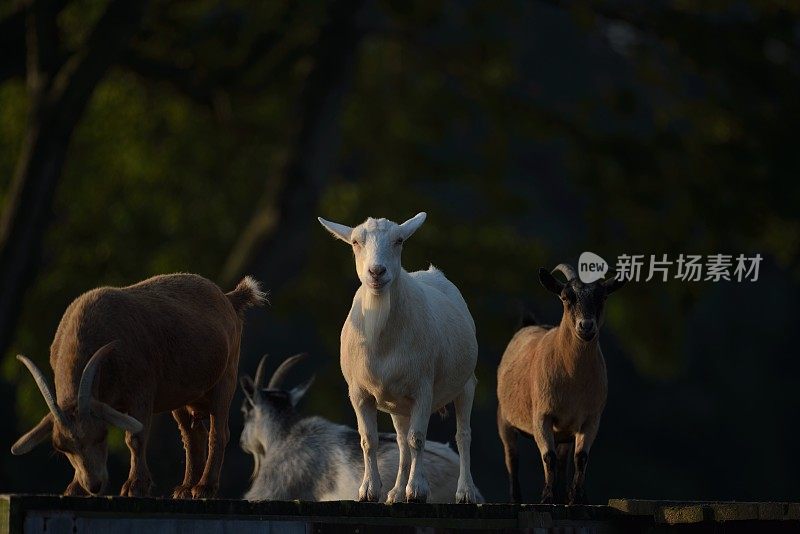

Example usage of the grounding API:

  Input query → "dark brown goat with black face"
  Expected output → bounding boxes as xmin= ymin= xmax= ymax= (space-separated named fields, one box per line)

xmin=11 ymin=273 xmax=266 ymax=498
xmin=496 ymin=264 xmax=625 ymax=504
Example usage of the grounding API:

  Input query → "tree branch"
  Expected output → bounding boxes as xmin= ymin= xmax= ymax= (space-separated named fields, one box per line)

xmin=219 ymin=0 xmax=366 ymax=287
xmin=119 ymin=50 xmax=216 ymax=108
xmin=0 ymin=7 xmax=27 ymax=83
xmin=0 ymin=0 xmax=148 ymax=359
xmin=120 ymin=0 xmax=306 ymax=109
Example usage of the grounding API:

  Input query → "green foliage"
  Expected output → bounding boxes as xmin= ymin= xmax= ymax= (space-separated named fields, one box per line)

xmin=2 ymin=0 xmax=799 ymax=498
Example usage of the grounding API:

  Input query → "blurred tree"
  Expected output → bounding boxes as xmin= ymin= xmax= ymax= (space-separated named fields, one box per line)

xmin=0 ymin=0 xmax=146 ymax=359
xmin=219 ymin=0 xmax=366 ymax=289
xmin=0 ymin=0 xmax=798 ymax=501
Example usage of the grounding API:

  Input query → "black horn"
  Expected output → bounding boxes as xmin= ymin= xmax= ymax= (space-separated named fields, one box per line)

xmin=268 ymin=353 xmax=308 ymax=390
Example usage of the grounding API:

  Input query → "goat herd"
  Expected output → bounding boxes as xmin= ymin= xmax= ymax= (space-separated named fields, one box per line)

xmin=10 ymin=213 xmax=625 ymax=505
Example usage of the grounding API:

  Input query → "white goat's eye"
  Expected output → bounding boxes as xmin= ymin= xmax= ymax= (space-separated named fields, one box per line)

xmin=351 ymin=239 xmax=359 ymax=246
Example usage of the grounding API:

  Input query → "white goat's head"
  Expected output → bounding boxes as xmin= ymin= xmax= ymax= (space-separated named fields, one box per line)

xmin=11 ymin=342 xmax=143 ymax=495
xmin=317 ymin=213 xmax=427 ymax=296
xmin=240 ymin=353 xmax=314 ymax=457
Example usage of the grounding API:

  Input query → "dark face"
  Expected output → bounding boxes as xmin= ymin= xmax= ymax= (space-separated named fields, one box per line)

xmin=559 ymin=280 xmax=607 ymax=341
xmin=240 ymin=390 xmax=287 ymax=456
xmin=239 ymin=377 xmax=299 ymax=455
xmin=241 ymin=389 xmax=294 ymax=420
xmin=52 ymin=415 xmax=109 ymax=495
xmin=539 ymin=267 xmax=626 ymax=342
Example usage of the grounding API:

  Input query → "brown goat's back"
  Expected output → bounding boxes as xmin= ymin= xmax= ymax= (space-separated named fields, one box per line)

xmin=50 ymin=273 xmax=245 ymax=415
xmin=496 ymin=325 xmax=551 ymax=433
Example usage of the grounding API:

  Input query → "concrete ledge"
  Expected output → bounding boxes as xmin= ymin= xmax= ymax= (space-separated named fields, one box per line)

xmin=1 ymin=495 xmax=798 ymax=533
xmin=608 ymin=499 xmax=800 ymax=525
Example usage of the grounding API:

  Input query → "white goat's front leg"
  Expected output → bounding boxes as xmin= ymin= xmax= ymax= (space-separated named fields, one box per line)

xmin=350 ymin=387 xmax=381 ymax=502
xmin=386 ymin=414 xmax=411 ymax=504
xmin=453 ymin=375 xmax=479 ymax=503
xmin=405 ymin=384 xmax=433 ymax=503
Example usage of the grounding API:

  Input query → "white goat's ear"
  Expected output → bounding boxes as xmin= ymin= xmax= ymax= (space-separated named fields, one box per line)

xmin=399 ymin=212 xmax=427 ymax=240
xmin=289 ymin=375 xmax=315 ymax=407
xmin=11 ymin=413 xmax=53 ymax=455
xmin=318 ymin=217 xmax=353 ymax=243
xmin=91 ymin=400 xmax=143 ymax=434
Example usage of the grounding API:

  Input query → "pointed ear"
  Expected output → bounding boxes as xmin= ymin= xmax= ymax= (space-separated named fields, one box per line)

xmin=288 ymin=375 xmax=315 ymax=407
xmin=399 ymin=212 xmax=427 ymax=240
xmin=240 ymin=375 xmax=256 ymax=405
xmin=538 ymin=268 xmax=565 ymax=295
xmin=603 ymin=274 xmax=626 ymax=295
xmin=318 ymin=217 xmax=353 ymax=243
xmin=11 ymin=413 xmax=53 ymax=455
xmin=90 ymin=400 xmax=143 ymax=434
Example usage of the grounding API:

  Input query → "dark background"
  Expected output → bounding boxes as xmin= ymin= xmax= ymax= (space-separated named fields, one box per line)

xmin=0 ymin=0 xmax=798 ymax=503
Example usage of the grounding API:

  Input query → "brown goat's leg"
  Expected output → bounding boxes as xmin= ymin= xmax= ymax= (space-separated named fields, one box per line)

xmin=570 ymin=418 xmax=600 ymax=505
xmin=120 ymin=416 xmax=153 ymax=497
xmin=191 ymin=410 xmax=229 ymax=499
xmin=171 ymin=407 xmax=208 ymax=499
xmin=554 ymin=442 xmax=573 ymax=504
xmin=65 ymin=475 xmax=88 ymax=496
xmin=497 ymin=407 xmax=521 ymax=502
xmin=531 ymin=414 xmax=557 ymax=504
xmin=192 ymin=387 xmax=234 ymax=499
xmin=386 ymin=414 xmax=411 ymax=504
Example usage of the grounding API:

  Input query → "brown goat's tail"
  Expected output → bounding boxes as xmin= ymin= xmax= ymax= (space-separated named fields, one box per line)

xmin=226 ymin=276 xmax=268 ymax=315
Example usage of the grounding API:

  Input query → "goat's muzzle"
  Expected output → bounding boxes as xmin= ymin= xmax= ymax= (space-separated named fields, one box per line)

xmin=576 ymin=319 xmax=597 ymax=341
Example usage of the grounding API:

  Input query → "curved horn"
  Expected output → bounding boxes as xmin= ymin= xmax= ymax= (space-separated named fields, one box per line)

xmin=77 ymin=341 xmax=117 ymax=418
xmin=253 ymin=354 xmax=269 ymax=388
xmin=16 ymin=355 xmax=70 ymax=428
xmin=267 ymin=353 xmax=308 ymax=390
xmin=551 ymin=263 xmax=577 ymax=282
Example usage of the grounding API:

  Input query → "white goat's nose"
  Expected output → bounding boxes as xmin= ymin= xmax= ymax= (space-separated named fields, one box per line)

xmin=368 ymin=265 xmax=386 ymax=278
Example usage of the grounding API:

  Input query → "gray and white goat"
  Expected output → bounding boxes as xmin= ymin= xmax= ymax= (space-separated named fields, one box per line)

xmin=240 ymin=354 xmax=480 ymax=502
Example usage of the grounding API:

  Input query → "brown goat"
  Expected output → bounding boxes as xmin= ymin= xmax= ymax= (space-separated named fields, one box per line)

xmin=11 ymin=273 xmax=265 ymax=498
xmin=496 ymin=264 xmax=624 ymax=504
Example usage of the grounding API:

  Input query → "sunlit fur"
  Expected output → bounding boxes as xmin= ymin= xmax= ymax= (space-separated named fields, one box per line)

xmin=11 ymin=273 xmax=265 ymax=498
xmin=318 ymin=212 xmax=480 ymax=504
xmin=361 ymin=290 xmax=391 ymax=345
xmin=496 ymin=265 xmax=624 ymax=504
xmin=239 ymin=365 xmax=481 ymax=502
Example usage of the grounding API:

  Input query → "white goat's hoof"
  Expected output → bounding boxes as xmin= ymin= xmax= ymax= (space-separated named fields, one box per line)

xmin=455 ymin=483 xmax=479 ymax=504
xmin=405 ymin=477 xmax=429 ymax=503
xmin=358 ymin=479 xmax=381 ymax=502
xmin=385 ymin=486 xmax=405 ymax=504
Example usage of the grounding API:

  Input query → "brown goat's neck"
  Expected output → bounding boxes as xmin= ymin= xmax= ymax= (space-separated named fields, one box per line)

xmin=554 ymin=317 xmax=601 ymax=372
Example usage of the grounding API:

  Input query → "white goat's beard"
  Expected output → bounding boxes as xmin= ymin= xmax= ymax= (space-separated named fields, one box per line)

xmin=361 ymin=290 xmax=390 ymax=345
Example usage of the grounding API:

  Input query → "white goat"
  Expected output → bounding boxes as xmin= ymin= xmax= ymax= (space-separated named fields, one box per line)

xmin=317 ymin=212 xmax=480 ymax=504
xmin=240 ymin=354 xmax=481 ymax=502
